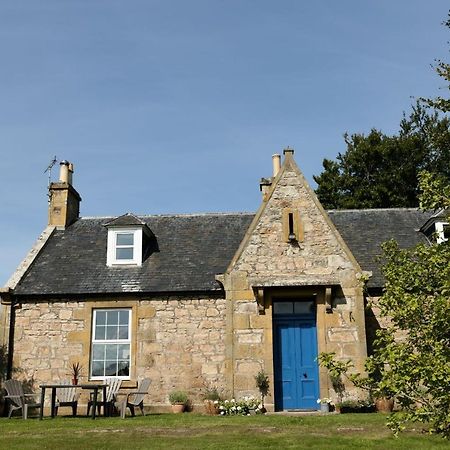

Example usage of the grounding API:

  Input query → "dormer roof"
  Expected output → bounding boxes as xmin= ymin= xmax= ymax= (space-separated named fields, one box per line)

xmin=104 ymin=213 xmax=154 ymax=237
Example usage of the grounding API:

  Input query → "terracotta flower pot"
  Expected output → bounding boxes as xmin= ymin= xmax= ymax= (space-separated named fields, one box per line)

xmin=171 ymin=403 xmax=185 ymax=413
xmin=375 ymin=397 xmax=394 ymax=413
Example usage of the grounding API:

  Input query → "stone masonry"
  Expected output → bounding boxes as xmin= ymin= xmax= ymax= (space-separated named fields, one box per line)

xmin=11 ymin=296 xmax=226 ymax=408
xmin=219 ymin=152 xmax=368 ymax=408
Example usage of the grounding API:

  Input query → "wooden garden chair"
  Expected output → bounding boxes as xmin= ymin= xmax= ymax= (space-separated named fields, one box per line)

xmin=4 ymin=379 xmax=42 ymax=419
xmin=55 ymin=380 xmax=80 ymax=416
xmin=86 ymin=377 xmax=122 ymax=417
xmin=115 ymin=378 xmax=151 ymax=419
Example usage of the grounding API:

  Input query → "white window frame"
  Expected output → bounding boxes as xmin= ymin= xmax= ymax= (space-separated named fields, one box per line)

xmin=106 ymin=227 xmax=143 ymax=266
xmin=435 ymin=222 xmax=449 ymax=244
xmin=90 ymin=308 xmax=132 ymax=381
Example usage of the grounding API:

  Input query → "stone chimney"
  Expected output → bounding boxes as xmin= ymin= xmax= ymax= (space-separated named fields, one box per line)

xmin=48 ymin=160 xmax=82 ymax=228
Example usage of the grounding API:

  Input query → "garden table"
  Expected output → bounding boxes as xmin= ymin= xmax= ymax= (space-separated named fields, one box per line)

xmin=39 ymin=383 xmax=107 ymax=420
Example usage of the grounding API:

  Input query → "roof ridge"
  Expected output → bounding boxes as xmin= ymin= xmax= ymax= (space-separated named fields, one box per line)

xmin=327 ymin=207 xmax=421 ymax=213
xmin=80 ymin=212 xmax=255 ymax=220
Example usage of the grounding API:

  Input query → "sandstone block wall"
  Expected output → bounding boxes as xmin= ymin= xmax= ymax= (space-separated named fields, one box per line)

xmin=11 ymin=295 xmax=226 ymax=407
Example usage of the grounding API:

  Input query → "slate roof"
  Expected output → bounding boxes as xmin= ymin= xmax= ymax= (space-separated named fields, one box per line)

xmin=14 ymin=214 xmax=254 ymax=296
xmin=13 ymin=209 xmax=432 ymax=296
xmin=328 ymin=208 xmax=432 ymax=288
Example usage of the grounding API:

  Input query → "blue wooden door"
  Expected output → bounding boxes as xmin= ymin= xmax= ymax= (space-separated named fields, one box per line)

xmin=273 ymin=302 xmax=319 ymax=410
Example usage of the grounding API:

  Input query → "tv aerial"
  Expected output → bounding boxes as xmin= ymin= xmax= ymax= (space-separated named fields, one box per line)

xmin=44 ymin=156 xmax=58 ymax=188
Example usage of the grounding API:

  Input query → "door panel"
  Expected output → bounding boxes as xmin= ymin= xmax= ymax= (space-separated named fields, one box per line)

xmin=274 ymin=317 xmax=319 ymax=410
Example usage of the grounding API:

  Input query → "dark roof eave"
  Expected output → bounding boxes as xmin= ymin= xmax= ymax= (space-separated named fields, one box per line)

xmin=11 ymin=288 xmax=225 ymax=301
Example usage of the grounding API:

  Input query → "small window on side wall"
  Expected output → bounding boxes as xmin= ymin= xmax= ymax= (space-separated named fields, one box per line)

xmin=90 ymin=309 xmax=131 ymax=380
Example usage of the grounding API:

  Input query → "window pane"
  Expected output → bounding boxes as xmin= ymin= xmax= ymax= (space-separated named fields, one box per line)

xmin=95 ymin=325 xmax=106 ymax=340
xmin=118 ymin=344 xmax=130 ymax=359
xmin=106 ymin=325 xmax=118 ymax=340
xmin=105 ymin=360 xmax=117 ymax=376
xmin=107 ymin=311 xmax=119 ymax=325
xmin=91 ymin=360 xmax=104 ymax=377
xmin=116 ymin=247 xmax=134 ymax=260
xmin=92 ymin=343 xmax=105 ymax=360
xmin=119 ymin=310 xmax=129 ymax=325
xmin=118 ymin=325 xmax=128 ymax=339
xmin=116 ymin=233 xmax=134 ymax=246
xmin=95 ymin=311 xmax=106 ymax=326
xmin=105 ymin=344 xmax=118 ymax=360
xmin=117 ymin=361 xmax=129 ymax=376
xmin=294 ymin=301 xmax=315 ymax=315
xmin=273 ymin=302 xmax=293 ymax=315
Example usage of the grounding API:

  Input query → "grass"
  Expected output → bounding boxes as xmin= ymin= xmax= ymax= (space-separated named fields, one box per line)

xmin=0 ymin=413 xmax=448 ymax=449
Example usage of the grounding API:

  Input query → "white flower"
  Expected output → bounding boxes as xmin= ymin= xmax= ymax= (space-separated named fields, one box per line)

xmin=237 ymin=406 xmax=242 ymax=411
xmin=213 ymin=400 xmax=219 ymax=404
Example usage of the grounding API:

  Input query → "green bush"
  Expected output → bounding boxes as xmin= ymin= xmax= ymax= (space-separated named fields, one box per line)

xmin=168 ymin=390 xmax=189 ymax=405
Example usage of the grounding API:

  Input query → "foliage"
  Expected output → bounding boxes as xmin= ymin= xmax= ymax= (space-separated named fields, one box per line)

xmin=202 ymin=385 xmax=223 ymax=402
xmin=374 ymin=235 xmax=450 ymax=437
xmin=217 ymin=396 xmax=264 ymax=415
xmin=418 ymin=170 xmax=450 ymax=211
xmin=317 ymin=397 xmax=333 ymax=405
xmin=313 ymin=103 xmax=450 ymax=209
xmin=421 ymin=13 xmax=450 ymax=113
xmin=69 ymin=362 xmax=83 ymax=379
xmin=317 ymin=352 xmax=351 ymax=403
xmin=336 ymin=399 xmax=375 ymax=413
xmin=168 ymin=390 xmax=189 ymax=405
xmin=254 ymin=370 xmax=270 ymax=404
xmin=0 ymin=345 xmax=7 ymax=385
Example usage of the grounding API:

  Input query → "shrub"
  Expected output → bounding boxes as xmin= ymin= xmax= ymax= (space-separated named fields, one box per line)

xmin=169 ymin=390 xmax=189 ymax=405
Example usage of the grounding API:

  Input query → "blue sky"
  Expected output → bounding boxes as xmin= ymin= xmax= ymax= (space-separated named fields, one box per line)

xmin=0 ymin=1 xmax=448 ymax=284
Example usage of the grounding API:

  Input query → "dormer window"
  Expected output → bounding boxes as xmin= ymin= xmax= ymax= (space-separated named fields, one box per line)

xmin=435 ymin=222 xmax=449 ymax=244
xmin=107 ymin=228 xmax=143 ymax=266
xmin=104 ymin=213 xmax=154 ymax=267
xmin=116 ymin=232 xmax=134 ymax=260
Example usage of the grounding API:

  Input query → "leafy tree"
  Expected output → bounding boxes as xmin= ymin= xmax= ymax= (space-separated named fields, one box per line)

xmin=319 ymin=174 xmax=450 ymax=437
xmin=422 ymin=12 xmax=450 ymax=113
xmin=314 ymin=104 xmax=450 ymax=209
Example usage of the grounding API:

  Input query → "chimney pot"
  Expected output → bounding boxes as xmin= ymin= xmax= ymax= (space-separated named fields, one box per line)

xmin=59 ymin=160 xmax=70 ymax=183
xmin=272 ymin=154 xmax=281 ymax=177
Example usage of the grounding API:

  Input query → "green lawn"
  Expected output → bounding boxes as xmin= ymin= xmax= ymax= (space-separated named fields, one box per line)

xmin=0 ymin=413 xmax=447 ymax=449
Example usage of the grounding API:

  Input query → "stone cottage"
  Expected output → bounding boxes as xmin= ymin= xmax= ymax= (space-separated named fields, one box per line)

xmin=0 ymin=149 xmax=438 ymax=411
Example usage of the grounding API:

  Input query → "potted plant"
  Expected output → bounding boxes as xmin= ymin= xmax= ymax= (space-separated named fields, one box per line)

xmin=254 ymin=370 xmax=270 ymax=413
xmin=169 ymin=390 xmax=188 ymax=413
xmin=69 ymin=362 xmax=83 ymax=385
xmin=317 ymin=397 xmax=333 ymax=413
xmin=202 ymin=385 xmax=222 ymax=415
